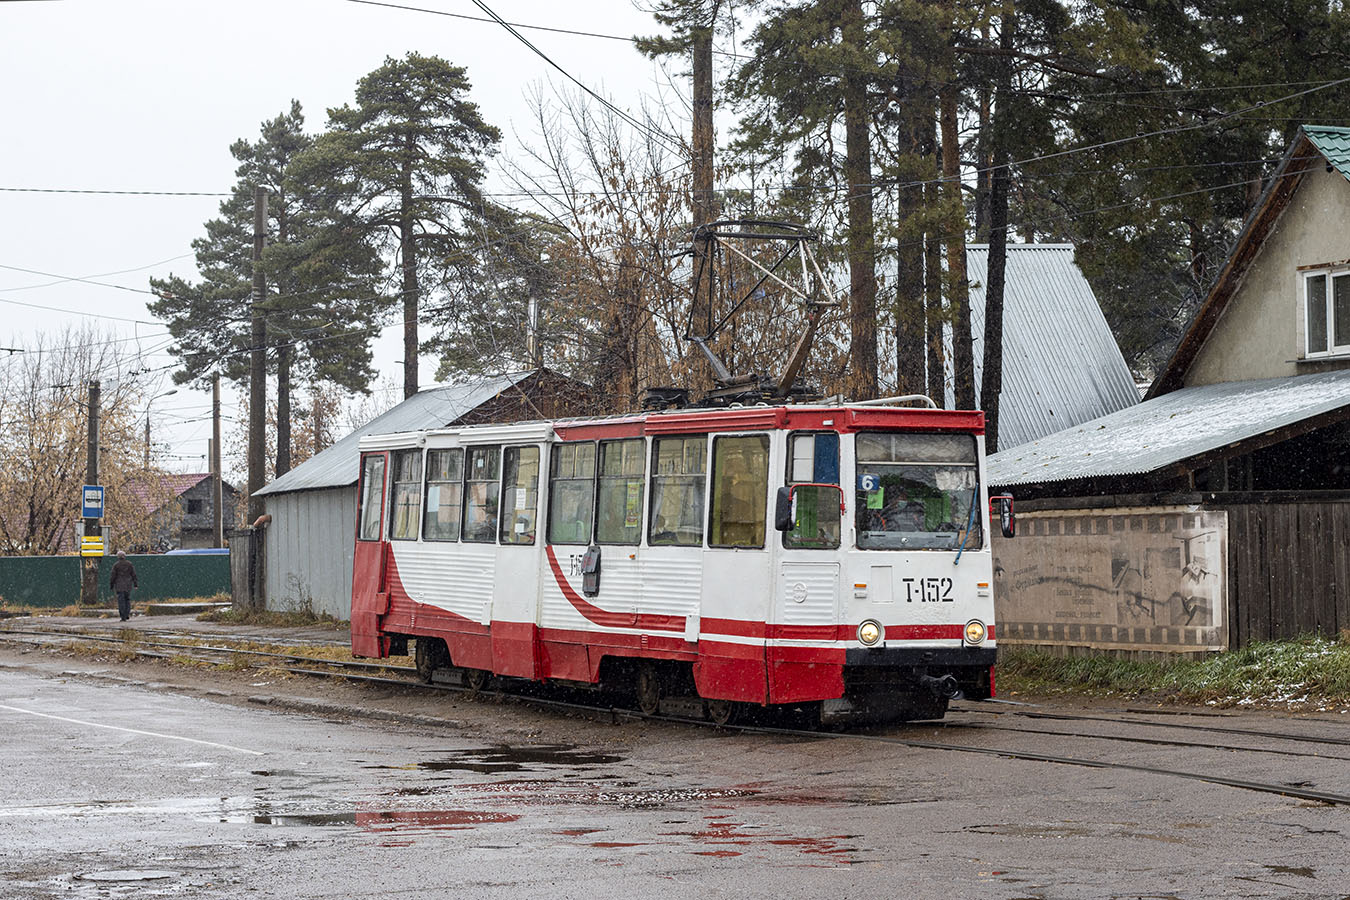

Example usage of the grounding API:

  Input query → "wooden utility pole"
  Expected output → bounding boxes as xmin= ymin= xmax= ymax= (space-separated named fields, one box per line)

xmin=247 ymin=186 xmax=267 ymax=522
xmin=212 ymin=373 xmax=223 ymax=548
xmin=80 ymin=379 xmax=100 ymax=605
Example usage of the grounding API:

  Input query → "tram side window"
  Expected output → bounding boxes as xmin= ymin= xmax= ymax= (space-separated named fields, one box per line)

xmin=709 ymin=434 xmax=770 ymax=549
xmin=596 ymin=438 xmax=645 ymax=545
xmin=855 ymin=432 xmax=981 ymax=551
xmin=389 ymin=449 xmax=423 ymax=541
xmin=500 ymin=446 xmax=541 ymax=545
xmin=463 ymin=447 xmax=501 ymax=543
xmin=649 ymin=436 xmax=706 ymax=546
xmin=357 ymin=454 xmax=386 ymax=541
xmin=784 ymin=432 xmax=841 ymax=550
xmin=547 ymin=442 xmax=595 ymax=545
xmin=423 ymin=448 xmax=464 ymax=542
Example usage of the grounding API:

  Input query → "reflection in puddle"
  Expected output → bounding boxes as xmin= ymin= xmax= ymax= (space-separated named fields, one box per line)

xmin=251 ymin=808 xmax=520 ymax=832
xmin=1264 ymin=865 xmax=1316 ymax=878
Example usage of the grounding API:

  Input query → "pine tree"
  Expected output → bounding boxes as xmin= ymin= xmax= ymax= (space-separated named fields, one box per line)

xmin=296 ymin=53 xmax=502 ymax=399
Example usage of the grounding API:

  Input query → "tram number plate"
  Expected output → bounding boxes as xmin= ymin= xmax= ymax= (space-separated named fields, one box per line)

xmin=902 ymin=577 xmax=954 ymax=602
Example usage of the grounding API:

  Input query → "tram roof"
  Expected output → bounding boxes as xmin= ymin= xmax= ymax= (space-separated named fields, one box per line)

xmin=356 ymin=402 xmax=986 ymax=450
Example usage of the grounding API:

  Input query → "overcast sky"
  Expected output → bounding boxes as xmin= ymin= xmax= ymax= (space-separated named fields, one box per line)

xmin=0 ymin=0 xmax=680 ymax=473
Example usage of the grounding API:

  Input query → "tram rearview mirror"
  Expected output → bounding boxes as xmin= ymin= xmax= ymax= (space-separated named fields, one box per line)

xmin=990 ymin=495 xmax=1016 ymax=538
xmin=774 ymin=486 xmax=796 ymax=532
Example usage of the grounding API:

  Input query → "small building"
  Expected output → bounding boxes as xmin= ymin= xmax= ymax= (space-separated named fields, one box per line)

xmin=124 ymin=473 xmax=240 ymax=552
xmin=988 ymin=126 xmax=1350 ymax=654
xmin=249 ymin=369 xmax=595 ymax=619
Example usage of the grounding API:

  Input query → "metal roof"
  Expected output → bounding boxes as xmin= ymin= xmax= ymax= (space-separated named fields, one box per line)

xmin=987 ymin=369 xmax=1350 ymax=487
xmin=254 ymin=373 xmax=531 ymax=497
xmin=1304 ymin=125 xmax=1350 ymax=182
xmin=965 ymin=244 xmax=1139 ymax=448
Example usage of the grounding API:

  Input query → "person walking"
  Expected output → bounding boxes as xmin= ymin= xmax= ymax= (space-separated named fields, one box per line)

xmin=109 ymin=551 xmax=138 ymax=622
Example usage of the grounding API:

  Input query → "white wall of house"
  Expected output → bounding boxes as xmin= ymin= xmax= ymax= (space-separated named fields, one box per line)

xmin=1186 ymin=165 xmax=1350 ymax=386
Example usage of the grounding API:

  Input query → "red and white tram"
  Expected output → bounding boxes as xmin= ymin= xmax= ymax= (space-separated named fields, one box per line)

xmin=350 ymin=401 xmax=1004 ymax=723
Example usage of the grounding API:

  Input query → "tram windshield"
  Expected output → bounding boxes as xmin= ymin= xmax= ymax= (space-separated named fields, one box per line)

xmin=855 ymin=432 xmax=981 ymax=551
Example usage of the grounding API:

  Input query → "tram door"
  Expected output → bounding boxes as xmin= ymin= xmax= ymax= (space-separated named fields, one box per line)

xmin=770 ymin=432 xmax=843 ymax=704
xmin=698 ymin=433 xmax=773 ymax=704
xmin=351 ymin=452 xmax=390 ymax=658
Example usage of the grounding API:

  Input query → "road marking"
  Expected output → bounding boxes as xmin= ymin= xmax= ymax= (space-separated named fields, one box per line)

xmin=0 ymin=703 xmax=264 ymax=756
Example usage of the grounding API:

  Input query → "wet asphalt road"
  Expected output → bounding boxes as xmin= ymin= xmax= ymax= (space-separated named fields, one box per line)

xmin=1 ymin=652 xmax=1348 ymax=899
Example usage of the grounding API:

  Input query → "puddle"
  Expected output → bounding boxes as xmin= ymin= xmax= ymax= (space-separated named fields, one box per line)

xmin=966 ymin=823 xmax=1095 ymax=839
xmin=1264 ymin=864 xmax=1316 ymax=878
xmin=78 ymin=870 xmax=179 ymax=882
xmin=651 ymin=817 xmax=862 ymax=862
xmin=390 ymin=745 xmax=625 ymax=774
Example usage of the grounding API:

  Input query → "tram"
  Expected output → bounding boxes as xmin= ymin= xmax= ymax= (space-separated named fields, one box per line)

xmin=350 ymin=399 xmax=1011 ymax=723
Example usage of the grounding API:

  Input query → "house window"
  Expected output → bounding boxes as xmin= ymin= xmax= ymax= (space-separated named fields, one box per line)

xmin=1304 ymin=269 xmax=1350 ymax=357
xmin=186 ymin=499 xmax=203 ymax=515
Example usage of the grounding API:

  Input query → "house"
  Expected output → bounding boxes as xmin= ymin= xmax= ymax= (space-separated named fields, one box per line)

xmin=124 ymin=473 xmax=240 ymax=551
xmin=246 ymin=369 xmax=596 ymax=619
xmin=987 ymin=125 xmax=1350 ymax=654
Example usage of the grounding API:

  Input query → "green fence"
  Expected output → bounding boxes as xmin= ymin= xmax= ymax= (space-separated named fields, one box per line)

xmin=0 ymin=554 xmax=230 ymax=608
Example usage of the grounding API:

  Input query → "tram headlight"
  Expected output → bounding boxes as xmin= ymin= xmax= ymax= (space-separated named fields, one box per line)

xmin=964 ymin=619 xmax=987 ymax=645
xmin=858 ymin=619 xmax=883 ymax=646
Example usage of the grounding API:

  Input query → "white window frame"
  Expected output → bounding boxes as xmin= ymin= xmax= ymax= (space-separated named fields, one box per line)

xmin=1303 ymin=267 xmax=1350 ymax=358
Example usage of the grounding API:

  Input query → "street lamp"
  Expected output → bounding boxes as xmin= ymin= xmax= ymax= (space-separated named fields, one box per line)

xmin=145 ymin=390 xmax=177 ymax=468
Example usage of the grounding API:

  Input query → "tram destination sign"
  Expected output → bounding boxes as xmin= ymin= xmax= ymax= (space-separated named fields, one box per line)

xmin=81 ymin=485 xmax=105 ymax=519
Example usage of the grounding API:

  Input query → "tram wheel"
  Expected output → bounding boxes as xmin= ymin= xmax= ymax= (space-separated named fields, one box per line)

xmin=463 ymin=667 xmax=490 ymax=697
xmin=635 ymin=663 xmax=662 ymax=716
xmin=705 ymin=699 xmax=739 ymax=727
xmin=414 ymin=638 xmax=445 ymax=684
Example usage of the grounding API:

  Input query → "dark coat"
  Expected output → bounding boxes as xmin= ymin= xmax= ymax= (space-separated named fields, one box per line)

xmin=110 ymin=559 xmax=138 ymax=593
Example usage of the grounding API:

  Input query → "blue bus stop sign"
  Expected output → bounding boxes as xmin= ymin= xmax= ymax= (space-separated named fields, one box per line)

xmin=81 ymin=485 xmax=105 ymax=519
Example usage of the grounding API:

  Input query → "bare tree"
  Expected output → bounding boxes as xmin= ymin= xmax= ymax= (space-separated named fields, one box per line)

xmin=0 ymin=326 xmax=173 ymax=556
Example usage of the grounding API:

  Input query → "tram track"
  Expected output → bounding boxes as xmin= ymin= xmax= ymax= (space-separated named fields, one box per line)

xmin=3 ymin=624 xmax=1349 ymax=807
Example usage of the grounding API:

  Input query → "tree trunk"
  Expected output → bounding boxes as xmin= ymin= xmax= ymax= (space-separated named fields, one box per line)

xmin=894 ymin=67 xmax=926 ymax=396
xmin=974 ymin=20 xmax=993 ymax=242
xmin=981 ymin=9 xmax=1016 ymax=454
xmin=688 ymin=19 xmax=717 ymax=386
xmin=400 ymin=135 xmax=419 ymax=400
xmin=942 ymin=83 xmax=975 ymax=410
xmin=842 ymin=0 xmax=878 ymax=399
xmin=922 ymin=112 xmax=945 ymax=403
xmin=276 ymin=343 xmax=291 ymax=477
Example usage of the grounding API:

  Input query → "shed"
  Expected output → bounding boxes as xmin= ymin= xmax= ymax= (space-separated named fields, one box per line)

xmin=249 ymin=369 xmax=595 ymax=618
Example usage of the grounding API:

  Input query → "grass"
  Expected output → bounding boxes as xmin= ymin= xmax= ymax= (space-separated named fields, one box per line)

xmin=999 ymin=633 xmax=1350 ymax=710
xmin=196 ymin=603 xmax=346 ymax=630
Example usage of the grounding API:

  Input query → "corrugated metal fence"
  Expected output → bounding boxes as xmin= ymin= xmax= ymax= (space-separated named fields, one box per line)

xmin=0 ymin=553 xmax=230 ymax=608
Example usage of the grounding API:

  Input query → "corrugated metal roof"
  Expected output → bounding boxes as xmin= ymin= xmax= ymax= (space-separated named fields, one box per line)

xmin=988 ymin=369 xmax=1350 ymax=487
xmin=254 ymin=373 xmax=530 ymax=497
xmin=966 ymin=244 xmax=1139 ymax=448
xmin=1304 ymin=125 xmax=1350 ymax=182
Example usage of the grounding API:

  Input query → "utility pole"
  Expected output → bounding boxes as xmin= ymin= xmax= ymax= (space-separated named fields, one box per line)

xmin=248 ymin=186 xmax=267 ymax=522
xmin=80 ymin=380 xmax=100 ymax=606
xmin=212 ymin=372 xmax=223 ymax=548
xmin=144 ymin=415 xmax=150 ymax=469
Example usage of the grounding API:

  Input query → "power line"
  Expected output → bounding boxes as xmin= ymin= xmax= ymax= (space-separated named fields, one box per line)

xmin=0 ymin=186 xmax=229 ymax=197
